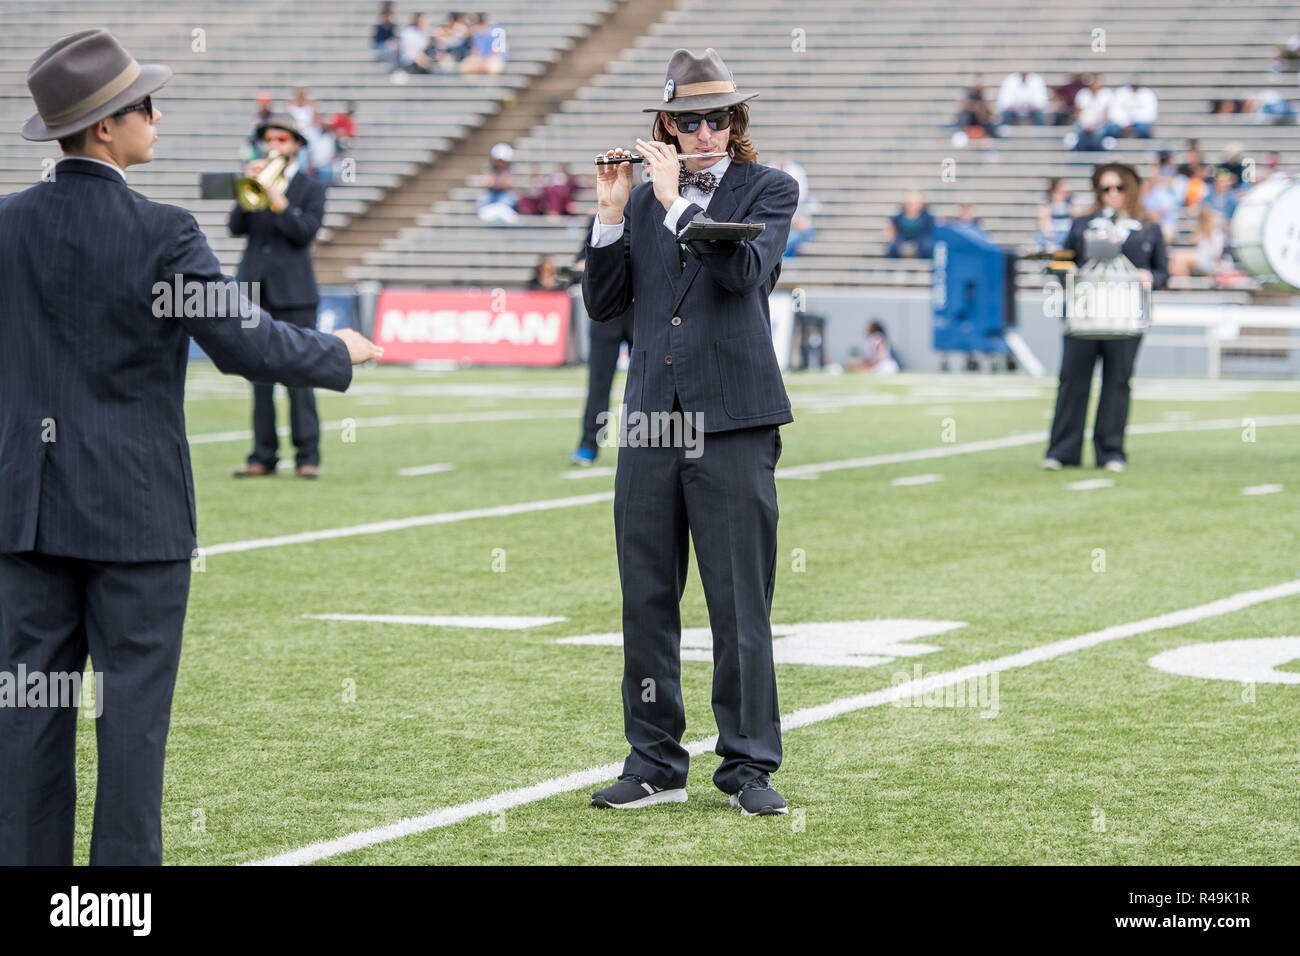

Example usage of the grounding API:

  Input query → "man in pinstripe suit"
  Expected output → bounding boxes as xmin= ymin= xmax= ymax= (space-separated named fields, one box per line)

xmin=583 ymin=49 xmax=799 ymax=816
xmin=0 ymin=30 xmax=382 ymax=865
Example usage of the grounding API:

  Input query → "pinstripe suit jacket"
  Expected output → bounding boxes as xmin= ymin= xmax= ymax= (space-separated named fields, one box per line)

xmin=0 ymin=158 xmax=352 ymax=562
xmin=581 ymin=160 xmax=798 ymax=433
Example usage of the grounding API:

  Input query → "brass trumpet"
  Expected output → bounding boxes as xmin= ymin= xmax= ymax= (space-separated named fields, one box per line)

xmin=235 ymin=151 xmax=288 ymax=211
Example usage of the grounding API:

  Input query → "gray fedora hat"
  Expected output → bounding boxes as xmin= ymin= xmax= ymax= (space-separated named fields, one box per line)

xmin=642 ymin=48 xmax=758 ymax=114
xmin=254 ymin=112 xmax=310 ymax=147
xmin=22 ymin=29 xmax=172 ymax=142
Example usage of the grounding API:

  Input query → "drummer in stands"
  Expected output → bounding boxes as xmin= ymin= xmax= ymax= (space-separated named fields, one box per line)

xmin=1043 ymin=162 xmax=1168 ymax=473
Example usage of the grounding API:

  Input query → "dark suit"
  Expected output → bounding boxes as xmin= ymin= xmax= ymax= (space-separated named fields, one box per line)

xmin=574 ymin=216 xmax=633 ymax=455
xmin=582 ymin=160 xmax=798 ymax=795
xmin=0 ymin=158 xmax=352 ymax=864
xmin=1047 ymin=214 xmax=1169 ymax=466
xmin=228 ymin=168 xmax=327 ymax=468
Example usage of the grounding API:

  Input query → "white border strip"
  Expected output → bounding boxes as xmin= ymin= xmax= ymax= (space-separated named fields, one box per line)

xmin=247 ymin=577 xmax=1300 ymax=865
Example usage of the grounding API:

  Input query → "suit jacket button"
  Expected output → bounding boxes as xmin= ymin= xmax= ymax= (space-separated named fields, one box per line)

xmin=671 ymin=316 xmax=682 ymax=326
xmin=665 ymin=354 xmax=673 ymax=365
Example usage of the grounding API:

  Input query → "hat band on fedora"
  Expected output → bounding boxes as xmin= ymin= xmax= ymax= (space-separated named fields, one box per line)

xmin=43 ymin=61 xmax=140 ymax=127
xmin=675 ymin=80 xmax=735 ymax=97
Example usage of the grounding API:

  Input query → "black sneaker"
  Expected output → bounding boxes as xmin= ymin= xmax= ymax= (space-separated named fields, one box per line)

xmin=729 ymin=776 xmax=789 ymax=816
xmin=591 ymin=774 xmax=687 ymax=809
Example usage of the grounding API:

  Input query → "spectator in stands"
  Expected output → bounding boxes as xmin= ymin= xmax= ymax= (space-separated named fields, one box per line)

xmin=997 ymin=70 xmax=1048 ymax=126
xmin=310 ymin=101 xmax=357 ymax=183
xmin=539 ymin=164 xmax=580 ymax=217
xmin=1069 ymin=73 xmax=1117 ymax=150
xmin=373 ymin=2 xmax=400 ymax=66
xmin=399 ymin=12 xmax=435 ymax=74
xmin=768 ymin=154 xmax=816 ymax=256
xmin=1050 ymin=73 xmax=1087 ymax=126
xmin=1037 ymin=177 xmax=1075 ymax=251
xmin=847 ymin=321 xmax=900 ymax=374
xmin=434 ymin=12 xmax=474 ymax=70
xmin=1219 ymin=143 xmax=1247 ymax=185
xmin=1253 ymin=88 xmax=1298 ymax=124
xmin=953 ymin=74 xmax=999 ymax=142
xmin=949 ymin=200 xmax=989 ymax=239
xmin=462 ymin=12 xmax=507 ymax=75
xmin=1143 ymin=163 xmax=1180 ymax=242
xmin=527 ymin=255 xmax=565 ymax=291
xmin=1176 ymin=139 xmax=1202 ymax=178
xmin=477 ymin=141 xmax=518 ymax=223
xmin=885 ymin=190 xmax=936 ymax=258
xmin=1271 ymin=26 xmax=1300 ymax=73
xmin=245 ymin=89 xmax=274 ymax=161
xmin=1203 ymin=169 xmax=1240 ymax=221
xmin=1111 ymin=79 xmax=1158 ymax=138
xmin=1170 ymin=205 xmax=1230 ymax=280
xmin=285 ymin=86 xmax=320 ymax=147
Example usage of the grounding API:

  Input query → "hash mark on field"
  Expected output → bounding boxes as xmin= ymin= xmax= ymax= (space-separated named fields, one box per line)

xmin=891 ymin=473 xmax=943 ymax=487
xmin=305 ymin=614 xmax=566 ymax=630
xmin=1066 ymin=479 xmax=1115 ymax=491
xmin=245 ymin=578 xmax=1300 ymax=866
xmin=1242 ymin=484 xmax=1283 ymax=496
xmin=561 ymin=466 xmax=616 ymax=480
xmin=398 ymin=463 xmax=455 ymax=477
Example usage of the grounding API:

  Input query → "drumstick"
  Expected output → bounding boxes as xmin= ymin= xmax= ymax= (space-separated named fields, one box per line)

xmin=594 ymin=151 xmax=727 ymax=166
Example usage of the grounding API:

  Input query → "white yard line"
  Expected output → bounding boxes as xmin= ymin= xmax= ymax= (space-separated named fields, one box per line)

xmin=246 ymin=577 xmax=1300 ymax=866
xmin=398 ymin=464 xmax=455 ymax=477
xmin=200 ymin=416 xmax=1300 ymax=557
xmin=201 ymin=493 xmax=615 ymax=556
xmin=186 ymin=410 xmax=572 ymax=445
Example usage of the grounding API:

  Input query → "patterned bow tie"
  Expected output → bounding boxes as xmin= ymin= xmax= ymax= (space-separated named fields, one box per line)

xmin=679 ymin=168 xmax=720 ymax=193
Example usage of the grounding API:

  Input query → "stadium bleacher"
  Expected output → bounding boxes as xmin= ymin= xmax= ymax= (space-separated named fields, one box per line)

xmin=3 ymin=1 xmax=1300 ymax=293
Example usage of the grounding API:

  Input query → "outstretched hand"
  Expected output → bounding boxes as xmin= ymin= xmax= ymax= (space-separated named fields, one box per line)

xmin=333 ymin=328 xmax=384 ymax=364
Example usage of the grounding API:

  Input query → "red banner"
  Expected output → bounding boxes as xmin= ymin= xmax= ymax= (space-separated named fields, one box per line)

xmin=374 ymin=288 xmax=571 ymax=366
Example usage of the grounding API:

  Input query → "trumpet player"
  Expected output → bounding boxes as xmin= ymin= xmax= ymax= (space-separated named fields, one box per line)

xmin=229 ymin=113 xmax=329 ymax=479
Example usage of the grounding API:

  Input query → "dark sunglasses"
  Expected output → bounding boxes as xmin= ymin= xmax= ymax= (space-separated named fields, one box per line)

xmin=110 ymin=94 xmax=153 ymax=120
xmin=1101 ymin=183 xmax=1126 ymax=193
xmin=672 ymin=109 xmax=734 ymax=133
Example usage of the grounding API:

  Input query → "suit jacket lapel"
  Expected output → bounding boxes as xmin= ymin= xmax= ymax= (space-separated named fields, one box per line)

xmin=662 ymin=161 xmax=750 ymax=313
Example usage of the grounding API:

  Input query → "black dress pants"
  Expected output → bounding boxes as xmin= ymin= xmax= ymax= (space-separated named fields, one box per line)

xmin=613 ymin=400 xmax=783 ymax=794
xmin=248 ymin=305 xmax=321 ymax=469
xmin=1047 ymin=333 xmax=1143 ymax=466
xmin=0 ymin=551 xmax=190 ymax=865
xmin=578 ymin=307 xmax=634 ymax=453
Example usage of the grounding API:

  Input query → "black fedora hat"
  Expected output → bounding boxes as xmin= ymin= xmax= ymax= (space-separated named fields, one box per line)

xmin=22 ymin=29 xmax=171 ymax=142
xmin=643 ymin=48 xmax=758 ymax=114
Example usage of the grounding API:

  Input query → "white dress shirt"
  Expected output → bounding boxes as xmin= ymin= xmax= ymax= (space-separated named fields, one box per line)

xmin=591 ymin=154 xmax=732 ymax=249
xmin=59 ymin=155 xmax=127 ymax=182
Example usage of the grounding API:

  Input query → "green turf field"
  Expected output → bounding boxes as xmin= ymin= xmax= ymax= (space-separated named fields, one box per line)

xmin=70 ymin=364 xmax=1300 ymax=864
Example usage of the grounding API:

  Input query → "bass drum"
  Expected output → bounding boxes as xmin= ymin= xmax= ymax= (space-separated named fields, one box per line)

xmin=1230 ymin=174 xmax=1300 ymax=290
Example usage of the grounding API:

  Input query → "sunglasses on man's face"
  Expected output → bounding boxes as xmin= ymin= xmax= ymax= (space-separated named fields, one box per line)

xmin=672 ymin=110 xmax=734 ymax=133
xmin=110 ymin=94 xmax=152 ymax=121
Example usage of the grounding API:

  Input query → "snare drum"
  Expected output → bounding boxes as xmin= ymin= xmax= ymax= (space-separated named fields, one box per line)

xmin=1230 ymin=174 xmax=1300 ymax=290
xmin=1061 ymin=258 xmax=1152 ymax=338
